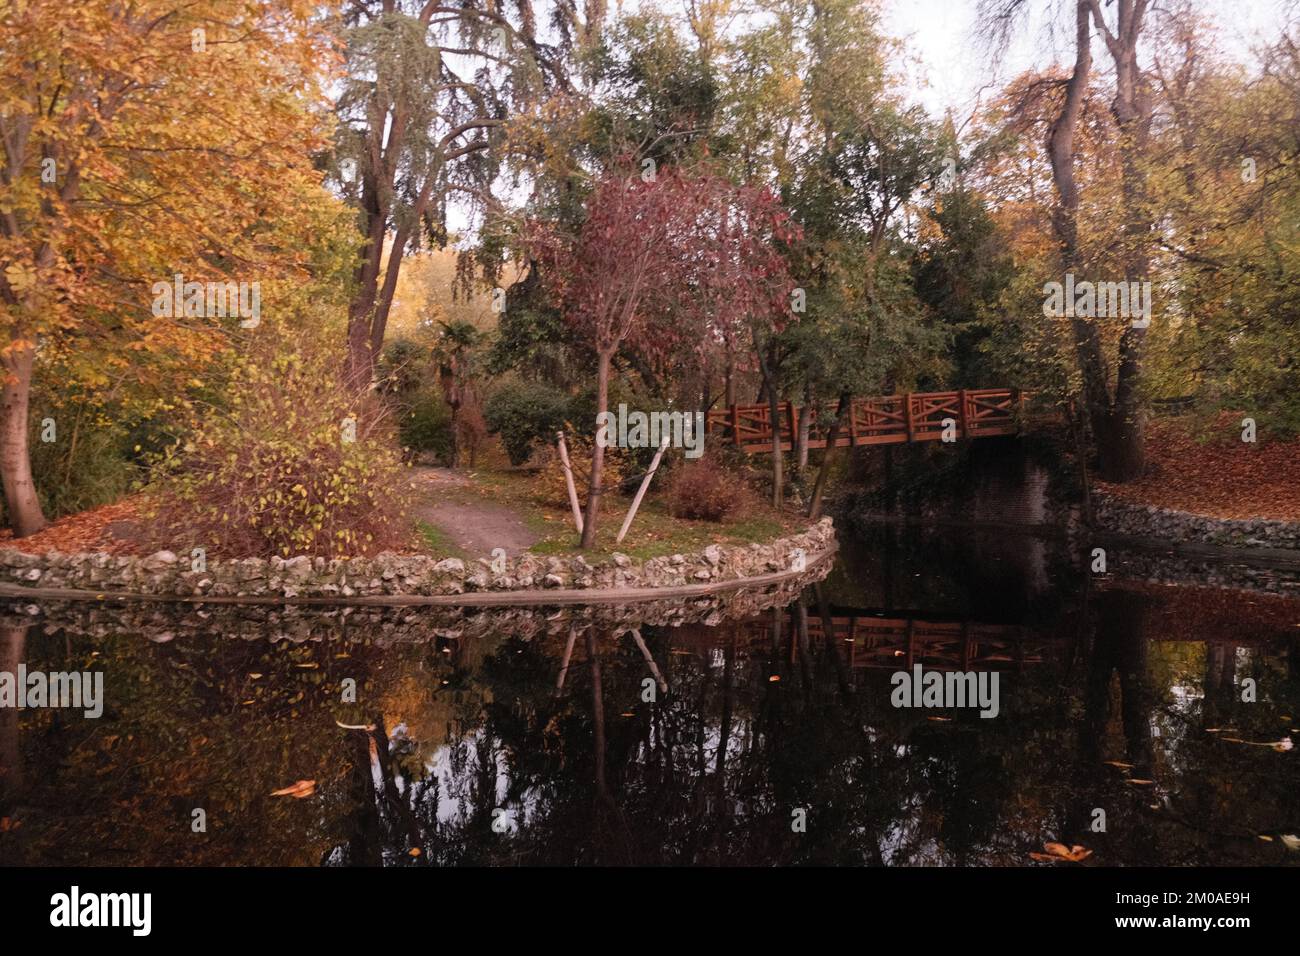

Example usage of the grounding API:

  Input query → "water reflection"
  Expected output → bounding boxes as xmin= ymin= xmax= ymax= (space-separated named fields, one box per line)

xmin=0 ymin=530 xmax=1297 ymax=867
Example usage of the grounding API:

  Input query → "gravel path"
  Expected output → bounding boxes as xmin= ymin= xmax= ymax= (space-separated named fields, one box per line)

xmin=408 ymin=467 xmax=538 ymax=558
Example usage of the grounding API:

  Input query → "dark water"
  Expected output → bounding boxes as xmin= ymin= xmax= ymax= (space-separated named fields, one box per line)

xmin=1 ymin=527 xmax=1298 ymax=867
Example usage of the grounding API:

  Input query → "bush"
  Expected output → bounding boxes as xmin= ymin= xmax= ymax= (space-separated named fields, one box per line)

xmin=145 ymin=347 xmax=414 ymax=558
xmin=26 ymin=420 xmax=139 ymax=521
xmin=665 ymin=460 xmax=756 ymax=522
xmin=484 ymin=380 xmax=571 ymax=465
xmin=536 ymin=438 xmax=626 ymax=509
xmin=399 ymin=393 xmax=454 ymax=461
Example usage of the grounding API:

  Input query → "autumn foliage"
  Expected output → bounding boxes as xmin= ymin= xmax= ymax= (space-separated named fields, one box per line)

xmin=146 ymin=339 xmax=413 ymax=559
xmin=526 ymin=163 xmax=798 ymax=546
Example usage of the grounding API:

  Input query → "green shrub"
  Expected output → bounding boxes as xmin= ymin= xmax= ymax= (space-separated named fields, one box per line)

xmin=399 ymin=393 xmax=454 ymax=461
xmin=27 ymin=420 xmax=139 ymax=520
xmin=484 ymin=380 xmax=571 ymax=465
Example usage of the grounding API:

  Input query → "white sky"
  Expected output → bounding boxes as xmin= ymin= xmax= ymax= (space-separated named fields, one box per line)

xmin=881 ymin=0 xmax=1296 ymax=122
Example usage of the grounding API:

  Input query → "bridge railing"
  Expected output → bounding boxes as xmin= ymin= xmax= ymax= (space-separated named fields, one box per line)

xmin=706 ymin=388 xmax=1023 ymax=452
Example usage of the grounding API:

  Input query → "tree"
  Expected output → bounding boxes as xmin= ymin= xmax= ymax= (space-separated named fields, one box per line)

xmin=432 ymin=319 xmax=484 ymax=466
xmin=982 ymin=0 xmax=1154 ymax=481
xmin=334 ymin=0 xmax=589 ymax=388
xmin=529 ymin=164 xmax=795 ymax=547
xmin=0 ymin=0 xmax=332 ymax=535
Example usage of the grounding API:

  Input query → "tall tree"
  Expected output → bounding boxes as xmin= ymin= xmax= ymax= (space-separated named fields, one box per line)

xmin=334 ymin=0 xmax=589 ymax=388
xmin=0 ymin=0 xmax=332 ymax=535
xmin=983 ymin=0 xmax=1153 ymax=480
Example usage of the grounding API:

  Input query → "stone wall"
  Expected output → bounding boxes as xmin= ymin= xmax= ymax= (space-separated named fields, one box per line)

xmin=0 ymin=566 xmax=828 ymax=647
xmin=0 ymin=518 xmax=836 ymax=601
xmin=1093 ymin=493 xmax=1300 ymax=550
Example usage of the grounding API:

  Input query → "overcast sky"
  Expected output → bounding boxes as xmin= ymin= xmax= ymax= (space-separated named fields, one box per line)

xmin=880 ymin=0 xmax=1295 ymax=122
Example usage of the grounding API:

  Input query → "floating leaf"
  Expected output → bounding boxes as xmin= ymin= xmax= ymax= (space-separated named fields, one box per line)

xmin=270 ymin=779 xmax=316 ymax=798
xmin=1031 ymin=842 xmax=1092 ymax=863
xmin=335 ymin=720 xmax=376 ymax=732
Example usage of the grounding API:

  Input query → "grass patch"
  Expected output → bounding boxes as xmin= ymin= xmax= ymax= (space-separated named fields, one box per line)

xmin=409 ymin=465 xmax=802 ymax=561
xmin=415 ymin=519 xmax=470 ymax=560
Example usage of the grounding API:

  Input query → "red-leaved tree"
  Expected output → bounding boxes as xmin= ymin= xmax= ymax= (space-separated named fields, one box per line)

xmin=528 ymin=164 xmax=798 ymax=548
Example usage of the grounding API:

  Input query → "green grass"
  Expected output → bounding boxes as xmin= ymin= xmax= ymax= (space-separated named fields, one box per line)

xmin=415 ymin=520 xmax=470 ymax=560
xmin=410 ymin=465 xmax=800 ymax=562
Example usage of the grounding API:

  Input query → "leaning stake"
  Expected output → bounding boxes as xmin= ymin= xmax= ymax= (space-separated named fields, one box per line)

xmin=556 ymin=430 xmax=584 ymax=534
xmin=617 ymin=435 xmax=671 ymax=544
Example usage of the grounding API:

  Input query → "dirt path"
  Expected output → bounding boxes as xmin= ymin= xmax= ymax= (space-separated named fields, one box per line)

xmin=408 ymin=467 xmax=538 ymax=558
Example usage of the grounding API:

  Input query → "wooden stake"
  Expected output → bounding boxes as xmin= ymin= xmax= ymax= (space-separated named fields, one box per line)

xmin=627 ymin=627 xmax=668 ymax=693
xmin=616 ymin=435 xmax=670 ymax=544
xmin=555 ymin=625 xmax=579 ymax=695
xmin=556 ymin=430 xmax=584 ymax=534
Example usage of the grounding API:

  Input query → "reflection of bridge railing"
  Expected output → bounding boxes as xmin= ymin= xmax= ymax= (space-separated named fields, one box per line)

xmin=740 ymin=613 xmax=1053 ymax=672
xmin=705 ymin=389 xmax=1024 ymax=454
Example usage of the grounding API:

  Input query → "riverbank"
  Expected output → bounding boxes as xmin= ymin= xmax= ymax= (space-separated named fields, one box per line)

xmin=0 ymin=518 xmax=836 ymax=605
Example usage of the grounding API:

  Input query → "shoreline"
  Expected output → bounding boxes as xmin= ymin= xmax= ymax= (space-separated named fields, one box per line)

xmin=0 ymin=520 xmax=837 ymax=608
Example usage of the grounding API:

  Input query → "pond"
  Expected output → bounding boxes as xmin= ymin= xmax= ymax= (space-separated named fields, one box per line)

xmin=1 ymin=526 xmax=1297 ymax=866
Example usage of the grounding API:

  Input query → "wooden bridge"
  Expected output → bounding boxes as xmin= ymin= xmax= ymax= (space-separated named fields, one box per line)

xmin=706 ymin=388 xmax=1024 ymax=454
xmin=740 ymin=613 xmax=1054 ymax=672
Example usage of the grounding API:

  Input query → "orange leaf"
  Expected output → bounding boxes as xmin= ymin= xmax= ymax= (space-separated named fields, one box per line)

xmin=270 ymin=779 xmax=316 ymax=798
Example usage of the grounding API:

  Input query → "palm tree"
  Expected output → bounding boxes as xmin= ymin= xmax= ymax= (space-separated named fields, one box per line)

xmin=432 ymin=320 xmax=483 ymax=467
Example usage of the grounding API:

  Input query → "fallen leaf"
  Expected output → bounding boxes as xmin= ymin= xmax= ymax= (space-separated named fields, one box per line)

xmin=0 ymin=817 xmax=19 ymax=832
xmin=1032 ymin=842 xmax=1092 ymax=863
xmin=408 ymin=847 xmax=422 ymax=857
xmin=1280 ymin=834 xmax=1300 ymax=851
xmin=1103 ymin=760 xmax=1134 ymax=769
xmin=1126 ymin=779 xmax=1155 ymax=785
xmin=1221 ymin=736 xmax=1293 ymax=751
xmin=335 ymin=720 xmax=376 ymax=732
xmin=270 ymin=779 xmax=316 ymax=798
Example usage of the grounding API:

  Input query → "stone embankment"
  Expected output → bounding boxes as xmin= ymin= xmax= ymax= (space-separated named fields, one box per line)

xmin=0 ymin=518 xmax=836 ymax=603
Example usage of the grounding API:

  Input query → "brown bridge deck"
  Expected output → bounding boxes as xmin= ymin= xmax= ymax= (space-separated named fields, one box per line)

xmin=706 ymin=388 xmax=1024 ymax=454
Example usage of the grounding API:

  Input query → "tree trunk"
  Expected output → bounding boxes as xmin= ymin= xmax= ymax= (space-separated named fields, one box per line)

xmin=1048 ymin=0 xmax=1150 ymax=483
xmin=581 ymin=350 xmax=611 ymax=549
xmin=0 ymin=342 xmax=46 ymax=537
xmin=808 ymin=391 xmax=850 ymax=520
xmin=755 ymin=337 xmax=783 ymax=509
xmin=796 ymin=383 xmax=812 ymax=474
xmin=345 ymin=181 xmax=389 ymax=389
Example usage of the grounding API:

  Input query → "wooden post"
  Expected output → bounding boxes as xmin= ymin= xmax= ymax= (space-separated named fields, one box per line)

xmin=957 ymin=388 xmax=968 ymax=439
xmin=904 ymin=393 xmax=915 ymax=442
xmin=554 ymin=625 xmax=579 ymax=696
xmin=628 ymin=627 xmax=668 ymax=693
xmin=616 ymin=435 xmax=670 ymax=543
xmin=730 ymin=403 xmax=740 ymax=447
xmin=556 ymin=431 xmax=584 ymax=534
